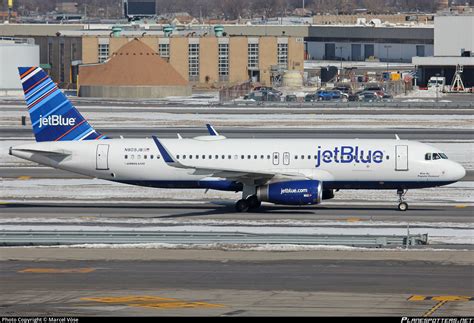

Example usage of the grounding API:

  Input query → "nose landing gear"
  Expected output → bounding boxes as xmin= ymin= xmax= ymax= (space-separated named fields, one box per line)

xmin=397 ymin=189 xmax=408 ymax=211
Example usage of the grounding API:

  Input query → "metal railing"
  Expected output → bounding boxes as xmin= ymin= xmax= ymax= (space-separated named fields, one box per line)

xmin=0 ymin=230 xmax=428 ymax=248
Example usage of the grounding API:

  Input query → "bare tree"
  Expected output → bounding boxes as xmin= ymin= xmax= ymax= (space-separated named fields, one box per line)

xmin=12 ymin=0 xmax=447 ymax=18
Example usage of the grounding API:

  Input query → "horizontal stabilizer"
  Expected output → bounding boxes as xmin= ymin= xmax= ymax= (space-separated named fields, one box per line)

xmin=9 ymin=147 xmax=71 ymax=156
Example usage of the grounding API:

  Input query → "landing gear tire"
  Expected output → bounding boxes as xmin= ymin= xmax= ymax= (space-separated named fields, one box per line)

xmin=396 ymin=189 xmax=408 ymax=212
xmin=235 ymin=199 xmax=250 ymax=213
xmin=247 ymin=195 xmax=261 ymax=210
xmin=398 ymin=202 xmax=409 ymax=212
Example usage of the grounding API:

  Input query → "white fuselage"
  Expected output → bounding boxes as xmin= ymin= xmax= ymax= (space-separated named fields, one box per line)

xmin=10 ymin=137 xmax=466 ymax=192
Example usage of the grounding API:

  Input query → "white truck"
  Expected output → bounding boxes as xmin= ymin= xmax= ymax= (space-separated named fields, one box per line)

xmin=428 ymin=76 xmax=446 ymax=91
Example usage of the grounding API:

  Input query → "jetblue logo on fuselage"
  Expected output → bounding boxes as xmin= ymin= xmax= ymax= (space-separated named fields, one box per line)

xmin=315 ymin=146 xmax=384 ymax=167
xmin=39 ymin=115 xmax=76 ymax=128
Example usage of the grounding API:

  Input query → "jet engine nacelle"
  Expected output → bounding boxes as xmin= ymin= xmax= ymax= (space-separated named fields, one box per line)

xmin=257 ymin=180 xmax=323 ymax=205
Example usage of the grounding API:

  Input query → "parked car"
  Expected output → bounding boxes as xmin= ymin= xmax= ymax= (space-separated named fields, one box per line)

xmin=382 ymin=93 xmax=393 ymax=102
xmin=348 ymin=93 xmax=360 ymax=102
xmin=304 ymin=93 xmax=317 ymax=102
xmin=363 ymin=84 xmax=385 ymax=97
xmin=285 ymin=94 xmax=297 ymax=102
xmin=244 ymin=89 xmax=281 ymax=102
xmin=253 ymin=86 xmax=282 ymax=96
xmin=358 ymin=91 xmax=382 ymax=102
xmin=332 ymin=85 xmax=352 ymax=94
xmin=316 ymin=90 xmax=333 ymax=101
xmin=317 ymin=90 xmax=348 ymax=101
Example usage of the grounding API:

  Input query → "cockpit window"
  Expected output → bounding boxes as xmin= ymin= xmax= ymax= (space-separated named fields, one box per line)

xmin=426 ymin=152 xmax=448 ymax=160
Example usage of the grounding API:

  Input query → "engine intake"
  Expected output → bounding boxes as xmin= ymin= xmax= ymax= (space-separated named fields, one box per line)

xmin=257 ymin=180 xmax=323 ymax=206
xmin=323 ymin=189 xmax=335 ymax=200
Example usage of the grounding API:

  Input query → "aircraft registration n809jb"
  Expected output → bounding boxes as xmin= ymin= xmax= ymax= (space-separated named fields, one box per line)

xmin=9 ymin=67 xmax=466 ymax=212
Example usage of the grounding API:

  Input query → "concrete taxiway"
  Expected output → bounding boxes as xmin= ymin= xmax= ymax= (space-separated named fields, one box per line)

xmin=1 ymin=202 xmax=472 ymax=224
xmin=0 ymin=253 xmax=473 ymax=316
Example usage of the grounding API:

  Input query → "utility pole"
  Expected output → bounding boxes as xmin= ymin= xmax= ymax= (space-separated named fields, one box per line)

xmin=7 ymin=0 xmax=13 ymax=23
xmin=336 ymin=46 xmax=343 ymax=80
xmin=435 ymin=72 xmax=440 ymax=104
xmin=384 ymin=45 xmax=392 ymax=75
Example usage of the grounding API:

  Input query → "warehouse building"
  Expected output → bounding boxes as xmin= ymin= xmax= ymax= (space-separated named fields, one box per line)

xmin=79 ymin=38 xmax=191 ymax=98
xmin=412 ymin=9 xmax=474 ymax=87
xmin=80 ymin=33 xmax=304 ymax=87
xmin=305 ymin=24 xmax=434 ymax=63
xmin=0 ymin=37 xmax=39 ymax=96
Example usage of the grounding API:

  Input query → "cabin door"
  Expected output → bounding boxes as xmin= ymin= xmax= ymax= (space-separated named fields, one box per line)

xmin=395 ymin=145 xmax=408 ymax=171
xmin=96 ymin=144 xmax=110 ymax=170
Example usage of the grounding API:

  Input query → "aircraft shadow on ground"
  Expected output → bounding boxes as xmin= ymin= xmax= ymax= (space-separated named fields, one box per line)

xmin=1 ymin=202 xmax=441 ymax=219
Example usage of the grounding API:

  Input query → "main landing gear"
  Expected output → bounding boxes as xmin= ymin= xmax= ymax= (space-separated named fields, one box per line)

xmin=397 ymin=189 xmax=408 ymax=211
xmin=235 ymin=195 xmax=261 ymax=212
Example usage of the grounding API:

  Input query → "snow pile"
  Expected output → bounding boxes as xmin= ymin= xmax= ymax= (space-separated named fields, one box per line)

xmin=398 ymin=87 xmax=447 ymax=99
xmin=1 ymin=218 xmax=472 ymax=245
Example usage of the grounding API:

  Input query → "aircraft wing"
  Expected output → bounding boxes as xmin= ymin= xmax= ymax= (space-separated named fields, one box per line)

xmin=152 ymin=136 xmax=307 ymax=183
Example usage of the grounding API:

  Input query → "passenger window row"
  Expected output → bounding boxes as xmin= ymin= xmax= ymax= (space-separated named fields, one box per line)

xmin=124 ymin=153 xmax=390 ymax=161
xmin=176 ymin=154 xmax=272 ymax=160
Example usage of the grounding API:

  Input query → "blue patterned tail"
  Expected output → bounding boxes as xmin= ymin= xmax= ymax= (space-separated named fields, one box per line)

xmin=18 ymin=67 xmax=107 ymax=142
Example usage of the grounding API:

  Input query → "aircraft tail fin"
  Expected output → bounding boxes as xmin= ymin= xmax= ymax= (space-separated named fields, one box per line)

xmin=18 ymin=67 xmax=106 ymax=142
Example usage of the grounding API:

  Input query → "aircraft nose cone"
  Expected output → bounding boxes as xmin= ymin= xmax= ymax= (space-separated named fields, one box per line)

xmin=452 ymin=163 xmax=466 ymax=181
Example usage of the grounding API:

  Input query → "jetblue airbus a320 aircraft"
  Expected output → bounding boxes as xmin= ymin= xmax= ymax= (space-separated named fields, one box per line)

xmin=10 ymin=67 xmax=466 ymax=212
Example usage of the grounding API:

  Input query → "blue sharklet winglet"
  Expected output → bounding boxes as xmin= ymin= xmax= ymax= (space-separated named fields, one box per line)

xmin=206 ymin=124 xmax=219 ymax=136
xmin=152 ymin=136 xmax=187 ymax=168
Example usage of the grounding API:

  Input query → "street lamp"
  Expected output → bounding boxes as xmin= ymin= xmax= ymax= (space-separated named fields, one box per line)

xmin=336 ymin=46 xmax=343 ymax=79
xmin=435 ymin=73 xmax=440 ymax=104
xmin=384 ymin=45 xmax=392 ymax=76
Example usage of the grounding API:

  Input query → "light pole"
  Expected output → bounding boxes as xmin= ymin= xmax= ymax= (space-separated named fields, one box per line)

xmin=384 ymin=45 xmax=392 ymax=76
xmin=336 ymin=46 xmax=343 ymax=80
xmin=435 ymin=73 xmax=440 ymax=104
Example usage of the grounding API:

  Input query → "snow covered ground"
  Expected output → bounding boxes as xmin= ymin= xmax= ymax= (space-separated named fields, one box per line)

xmin=1 ymin=217 xmax=471 ymax=245
xmin=397 ymin=87 xmax=448 ymax=100
xmin=1 ymin=109 xmax=473 ymax=129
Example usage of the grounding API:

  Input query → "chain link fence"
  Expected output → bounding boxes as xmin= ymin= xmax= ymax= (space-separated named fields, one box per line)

xmin=219 ymin=81 xmax=253 ymax=103
xmin=218 ymin=79 xmax=413 ymax=103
